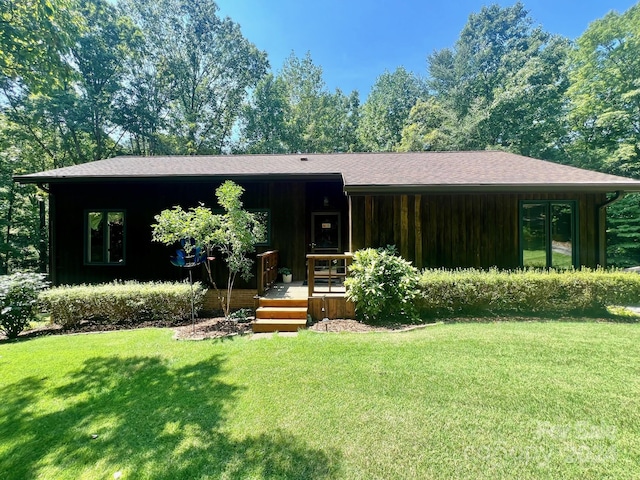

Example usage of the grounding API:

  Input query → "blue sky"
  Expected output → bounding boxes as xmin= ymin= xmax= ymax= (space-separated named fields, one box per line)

xmin=216 ymin=0 xmax=638 ymax=98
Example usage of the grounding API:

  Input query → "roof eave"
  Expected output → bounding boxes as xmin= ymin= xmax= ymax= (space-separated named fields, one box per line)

xmin=343 ymin=183 xmax=640 ymax=195
xmin=13 ymin=172 xmax=344 ymax=184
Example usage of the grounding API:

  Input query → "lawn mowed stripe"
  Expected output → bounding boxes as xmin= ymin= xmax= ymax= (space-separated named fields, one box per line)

xmin=1 ymin=322 xmax=639 ymax=479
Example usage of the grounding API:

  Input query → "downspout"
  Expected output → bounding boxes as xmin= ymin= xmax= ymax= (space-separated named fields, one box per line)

xmin=597 ymin=191 xmax=625 ymax=267
xmin=37 ymin=183 xmax=54 ymax=282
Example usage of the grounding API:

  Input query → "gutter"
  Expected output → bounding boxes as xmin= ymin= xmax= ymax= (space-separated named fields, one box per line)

xmin=343 ymin=184 xmax=640 ymax=195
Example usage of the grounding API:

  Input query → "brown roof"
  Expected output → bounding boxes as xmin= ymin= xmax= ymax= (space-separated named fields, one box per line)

xmin=14 ymin=151 xmax=640 ymax=193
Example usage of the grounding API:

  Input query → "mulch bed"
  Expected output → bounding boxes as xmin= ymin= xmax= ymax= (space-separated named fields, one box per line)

xmin=2 ymin=314 xmax=427 ymax=342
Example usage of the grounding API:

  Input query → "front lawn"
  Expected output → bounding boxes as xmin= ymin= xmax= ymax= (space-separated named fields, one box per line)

xmin=1 ymin=322 xmax=639 ymax=479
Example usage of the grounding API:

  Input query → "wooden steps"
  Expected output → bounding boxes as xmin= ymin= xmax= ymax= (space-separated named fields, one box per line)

xmin=253 ymin=298 xmax=308 ymax=333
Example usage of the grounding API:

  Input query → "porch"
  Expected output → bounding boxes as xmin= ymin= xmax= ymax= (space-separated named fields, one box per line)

xmin=252 ymin=251 xmax=355 ymax=332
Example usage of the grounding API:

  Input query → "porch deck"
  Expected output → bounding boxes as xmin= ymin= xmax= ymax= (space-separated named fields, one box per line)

xmin=253 ymin=253 xmax=355 ymax=332
xmin=262 ymin=281 xmax=307 ymax=299
xmin=262 ymin=281 xmax=346 ymax=299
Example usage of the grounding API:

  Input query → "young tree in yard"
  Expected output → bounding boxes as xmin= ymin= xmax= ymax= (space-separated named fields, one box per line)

xmin=151 ymin=181 xmax=265 ymax=318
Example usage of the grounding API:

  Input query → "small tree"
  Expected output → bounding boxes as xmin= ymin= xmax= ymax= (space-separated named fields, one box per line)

xmin=151 ymin=180 xmax=265 ymax=317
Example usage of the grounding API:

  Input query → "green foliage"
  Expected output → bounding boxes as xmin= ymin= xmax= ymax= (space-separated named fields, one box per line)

xmin=0 ymin=0 xmax=77 ymax=93
xmin=151 ymin=180 xmax=266 ymax=317
xmin=39 ymin=281 xmax=205 ymax=329
xmin=425 ymin=2 xmax=570 ymax=158
xmin=419 ymin=268 xmax=640 ymax=318
xmin=239 ymin=52 xmax=361 ymax=154
xmin=357 ymin=67 xmax=426 ymax=152
xmin=121 ymin=0 xmax=268 ymax=154
xmin=607 ymin=195 xmax=640 ymax=267
xmin=344 ymin=246 xmax=420 ymax=323
xmin=0 ymin=272 xmax=48 ymax=338
xmin=566 ymin=3 xmax=640 ymax=177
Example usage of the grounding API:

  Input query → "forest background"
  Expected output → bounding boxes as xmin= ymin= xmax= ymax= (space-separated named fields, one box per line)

xmin=1 ymin=0 xmax=639 ymax=273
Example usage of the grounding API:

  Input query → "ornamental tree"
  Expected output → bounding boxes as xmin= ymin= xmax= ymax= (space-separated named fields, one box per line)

xmin=151 ymin=180 xmax=266 ymax=317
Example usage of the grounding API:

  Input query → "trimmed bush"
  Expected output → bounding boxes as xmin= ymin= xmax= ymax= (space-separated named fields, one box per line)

xmin=39 ymin=281 xmax=207 ymax=329
xmin=419 ymin=268 xmax=640 ymax=317
xmin=0 ymin=273 xmax=49 ymax=339
xmin=345 ymin=246 xmax=420 ymax=323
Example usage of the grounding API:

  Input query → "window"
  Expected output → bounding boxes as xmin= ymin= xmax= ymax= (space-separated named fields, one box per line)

xmin=86 ymin=210 xmax=125 ymax=265
xmin=520 ymin=201 xmax=577 ymax=269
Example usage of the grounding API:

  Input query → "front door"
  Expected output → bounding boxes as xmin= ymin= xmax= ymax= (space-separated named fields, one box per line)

xmin=310 ymin=212 xmax=341 ymax=253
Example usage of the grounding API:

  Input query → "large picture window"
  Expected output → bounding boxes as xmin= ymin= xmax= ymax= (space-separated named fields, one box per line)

xmin=520 ymin=201 xmax=577 ymax=269
xmin=86 ymin=210 xmax=125 ymax=265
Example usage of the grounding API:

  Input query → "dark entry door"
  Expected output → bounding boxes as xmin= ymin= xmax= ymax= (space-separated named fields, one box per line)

xmin=310 ymin=212 xmax=341 ymax=253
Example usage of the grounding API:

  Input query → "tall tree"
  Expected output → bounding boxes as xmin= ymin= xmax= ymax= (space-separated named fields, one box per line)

xmin=0 ymin=0 xmax=77 ymax=94
xmin=239 ymin=52 xmax=360 ymax=154
xmin=426 ymin=2 xmax=570 ymax=158
xmin=357 ymin=67 xmax=426 ymax=152
xmin=121 ymin=0 xmax=268 ymax=154
xmin=238 ymin=73 xmax=290 ymax=154
xmin=566 ymin=4 xmax=640 ymax=267
xmin=69 ymin=0 xmax=140 ymax=161
xmin=398 ymin=98 xmax=456 ymax=152
xmin=566 ymin=3 xmax=640 ymax=177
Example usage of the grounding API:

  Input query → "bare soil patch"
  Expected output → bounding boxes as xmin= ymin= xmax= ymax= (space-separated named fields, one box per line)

xmin=308 ymin=319 xmax=429 ymax=333
xmin=173 ymin=317 xmax=252 ymax=340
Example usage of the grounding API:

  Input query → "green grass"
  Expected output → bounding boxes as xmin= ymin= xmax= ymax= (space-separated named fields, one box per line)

xmin=523 ymin=249 xmax=573 ymax=268
xmin=1 ymin=322 xmax=640 ymax=479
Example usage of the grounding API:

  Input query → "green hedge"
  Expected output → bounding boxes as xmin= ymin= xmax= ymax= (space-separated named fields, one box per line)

xmin=419 ymin=268 xmax=640 ymax=317
xmin=39 ymin=281 xmax=207 ymax=329
xmin=1 ymin=273 xmax=49 ymax=338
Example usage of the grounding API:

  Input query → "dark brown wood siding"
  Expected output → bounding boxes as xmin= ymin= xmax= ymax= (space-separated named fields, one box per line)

xmin=350 ymin=192 xmax=605 ymax=269
xmin=49 ymin=178 xmax=347 ymax=286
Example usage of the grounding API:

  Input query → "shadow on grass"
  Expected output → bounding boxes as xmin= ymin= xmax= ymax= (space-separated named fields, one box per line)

xmin=0 ymin=355 xmax=341 ymax=479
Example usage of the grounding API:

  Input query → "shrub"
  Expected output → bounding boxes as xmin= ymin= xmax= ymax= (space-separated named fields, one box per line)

xmin=345 ymin=246 xmax=420 ymax=323
xmin=0 ymin=273 xmax=49 ymax=339
xmin=418 ymin=268 xmax=640 ymax=318
xmin=39 ymin=281 xmax=207 ymax=329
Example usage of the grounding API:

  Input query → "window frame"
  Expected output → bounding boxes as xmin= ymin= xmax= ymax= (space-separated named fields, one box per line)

xmin=519 ymin=200 xmax=579 ymax=269
xmin=84 ymin=209 xmax=126 ymax=266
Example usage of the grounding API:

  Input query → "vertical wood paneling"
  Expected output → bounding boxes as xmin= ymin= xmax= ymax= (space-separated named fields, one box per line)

xmin=348 ymin=191 xmax=602 ymax=270
xmin=351 ymin=196 xmax=364 ymax=252
xmin=364 ymin=196 xmax=373 ymax=247
xmin=400 ymin=195 xmax=409 ymax=259
xmin=50 ymin=179 xmax=606 ymax=287
xmin=414 ymin=195 xmax=423 ymax=268
xmin=393 ymin=196 xmax=401 ymax=247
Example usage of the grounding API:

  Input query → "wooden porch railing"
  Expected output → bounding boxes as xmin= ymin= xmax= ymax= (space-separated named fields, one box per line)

xmin=307 ymin=253 xmax=353 ymax=297
xmin=257 ymin=250 xmax=279 ymax=296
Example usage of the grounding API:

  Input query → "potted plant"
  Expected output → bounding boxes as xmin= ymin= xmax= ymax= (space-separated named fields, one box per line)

xmin=278 ymin=267 xmax=292 ymax=283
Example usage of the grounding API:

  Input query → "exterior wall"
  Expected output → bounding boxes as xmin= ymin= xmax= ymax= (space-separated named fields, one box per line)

xmin=203 ymin=289 xmax=257 ymax=313
xmin=49 ymin=178 xmax=347 ymax=286
xmin=350 ymin=192 xmax=606 ymax=269
xmin=48 ymin=177 xmax=607 ymax=287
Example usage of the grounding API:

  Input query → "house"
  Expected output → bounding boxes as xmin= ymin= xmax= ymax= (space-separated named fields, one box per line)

xmin=15 ymin=151 xmax=640 ymax=323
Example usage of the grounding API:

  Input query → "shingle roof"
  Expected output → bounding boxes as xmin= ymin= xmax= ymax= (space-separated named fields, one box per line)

xmin=14 ymin=151 xmax=640 ymax=193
